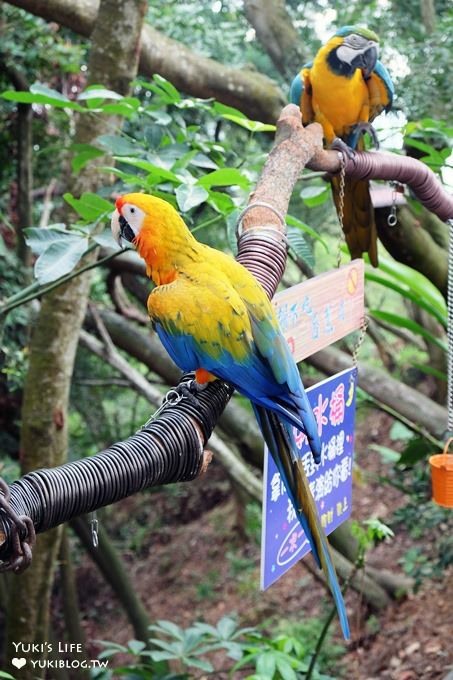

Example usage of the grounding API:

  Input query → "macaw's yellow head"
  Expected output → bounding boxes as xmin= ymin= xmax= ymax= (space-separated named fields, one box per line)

xmin=111 ymin=192 xmax=190 ymax=249
xmin=325 ymin=26 xmax=379 ymax=78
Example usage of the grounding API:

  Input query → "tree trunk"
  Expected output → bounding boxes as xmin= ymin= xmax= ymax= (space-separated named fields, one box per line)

xmin=243 ymin=0 xmax=306 ymax=79
xmin=420 ymin=0 xmax=436 ymax=33
xmin=5 ymin=0 xmax=285 ymax=122
xmin=2 ymin=63 xmax=33 ymax=267
xmin=70 ymin=516 xmax=150 ymax=644
xmin=58 ymin=530 xmax=90 ymax=679
xmin=5 ymin=1 xmax=146 ymax=676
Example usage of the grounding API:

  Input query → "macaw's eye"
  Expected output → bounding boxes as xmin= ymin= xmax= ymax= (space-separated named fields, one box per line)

xmin=130 ymin=207 xmax=136 ymax=214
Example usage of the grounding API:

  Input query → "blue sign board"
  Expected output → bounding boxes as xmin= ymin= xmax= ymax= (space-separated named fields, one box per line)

xmin=261 ymin=368 xmax=357 ymax=590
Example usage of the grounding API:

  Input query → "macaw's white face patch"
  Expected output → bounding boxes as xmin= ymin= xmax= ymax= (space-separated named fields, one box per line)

xmin=111 ymin=203 xmax=146 ymax=246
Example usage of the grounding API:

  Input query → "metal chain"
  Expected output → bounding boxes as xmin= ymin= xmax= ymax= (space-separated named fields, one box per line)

xmin=0 ymin=478 xmax=36 ymax=573
xmin=352 ymin=315 xmax=369 ymax=369
xmin=139 ymin=388 xmax=185 ymax=431
xmin=387 ymin=182 xmax=399 ymax=227
xmin=336 ymin=152 xmax=346 ymax=268
xmin=447 ymin=219 xmax=453 ymax=432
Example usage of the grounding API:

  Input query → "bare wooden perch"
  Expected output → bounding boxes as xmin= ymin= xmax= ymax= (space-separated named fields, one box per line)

xmin=0 ymin=104 xmax=451 ymax=571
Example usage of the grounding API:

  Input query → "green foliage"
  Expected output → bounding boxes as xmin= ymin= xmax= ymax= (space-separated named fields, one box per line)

xmin=351 ymin=518 xmax=394 ymax=563
xmin=95 ymin=615 xmax=343 ymax=679
xmin=393 ymin=478 xmax=453 ymax=590
xmin=1 ymin=72 xmax=319 ymax=315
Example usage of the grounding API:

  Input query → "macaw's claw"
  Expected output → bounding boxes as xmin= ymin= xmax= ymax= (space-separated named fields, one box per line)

xmin=174 ymin=379 xmax=207 ymax=408
xmin=352 ymin=122 xmax=380 ymax=149
xmin=331 ymin=137 xmax=356 ymax=160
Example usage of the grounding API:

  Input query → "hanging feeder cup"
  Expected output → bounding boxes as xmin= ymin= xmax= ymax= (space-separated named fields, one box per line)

xmin=429 ymin=437 xmax=453 ymax=508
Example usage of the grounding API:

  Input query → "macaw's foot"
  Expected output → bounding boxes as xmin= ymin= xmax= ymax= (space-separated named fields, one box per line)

xmin=173 ymin=378 xmax=208 ymax=408
xmin=331 ymin=137 xmax=355 ymax=160
xmin=353 ymin=122 xmax=380 ymax=149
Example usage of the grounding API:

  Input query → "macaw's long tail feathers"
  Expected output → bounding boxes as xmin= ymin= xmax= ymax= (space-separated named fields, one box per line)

xmin=330 ymin=174 xmax=378 ymax=267
xmin=254 ymin=405 xmax=350 ymax=640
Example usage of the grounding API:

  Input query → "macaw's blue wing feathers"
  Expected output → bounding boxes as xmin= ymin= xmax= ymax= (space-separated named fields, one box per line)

xmin=290 ymin=73 xmax=304 ymax=107
xmin=368 ymin=60 xmax=394 ymax=117
xmin=150 ymin=273 xmax=322 ymax=463
xmin=253 ymin=405 xmax=350 ymax=641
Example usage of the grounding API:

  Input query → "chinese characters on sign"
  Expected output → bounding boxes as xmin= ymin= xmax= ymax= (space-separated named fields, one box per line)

xmin=261 ymin=368 xmax=357 ymax=590
xmin=273 ymin=260 xmax=365 ymax=362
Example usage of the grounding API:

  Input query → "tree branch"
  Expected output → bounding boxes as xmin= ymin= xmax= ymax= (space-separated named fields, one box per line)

xmin=243 ymin=0 xmax=306 ymax=79
xmin=5 ymin=0 xmax=285 ymax=122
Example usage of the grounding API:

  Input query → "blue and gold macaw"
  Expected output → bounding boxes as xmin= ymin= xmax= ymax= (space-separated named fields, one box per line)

xmin=290 ymin=26 xmax=394 ymax=266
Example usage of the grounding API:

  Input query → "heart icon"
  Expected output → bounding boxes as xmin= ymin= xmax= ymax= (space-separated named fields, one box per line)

xmin=12 ymin=658 xmax=26 ymax=669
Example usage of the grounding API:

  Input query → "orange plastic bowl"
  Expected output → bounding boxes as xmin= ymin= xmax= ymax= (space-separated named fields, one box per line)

xmin=429 ymin=453 xmax=453 ymax=508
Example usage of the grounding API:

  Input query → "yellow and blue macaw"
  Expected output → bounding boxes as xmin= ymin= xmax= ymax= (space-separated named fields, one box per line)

xmin=290 ymin=26 xmax=394 ymax=266
xmin=111 ymin=193 xmax=350 ymax=639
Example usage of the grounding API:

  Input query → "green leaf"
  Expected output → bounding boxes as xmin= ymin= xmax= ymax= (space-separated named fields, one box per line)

xmin=363 ymin=518 xmax=394 ymax=541
xmin=191 ymin=153 xmax=218 ymax=170
xmin=221 ymin=114 xmax=276 ymax=133
xmin=213 ymin=103 xmax=275 ymax=132
xmin=24 ymin=225 xmax=68 ymax=255
xmin=216 ymin=616 xmax=238 ymax=640
xmin=153 ymin=620 xmax=185 ymax=640
xmin=376 ymin=255 xmax=447 ymax=321
xmin=127 ymin=639 xmax=146 ymax=655
xmin=198 ymin=168 xmax=250 ymax=190
xmin=78 ymin=87 xmax=124 ymax=102
xmin=404 ymin=138 xmax=438 ymax=155
xmin=398 ymin=436 xmax=433 ymax=466
xmin=97 ymin=135 xmax=140 ymax=156
xmin=213 ymin=102 xmax=247 ymax=119
xmin=1 ymin=82 xmax=84 ymax=111
xmin=100 ymin=166 xmax=151 ymax=189
xmin=368 ymin=444 xmax=400 ymax=464
xmin=146 ymin=110 xmax=172 ymax=126
xmin=0 ymin=672 xmax=16 ymax=679
xmin=365 ymin=269 xmax=447 ymax=329
xmin=63 ymin=192 xmax=112 ymax=221
xmin=136 ymin=75 xmax=181 ymax=104
xmin=207 ymin=190 xmax=235 ymax=215
xmin=98 ymin=102 xmax=139 ymax=117
xmin=369 ymin=310 xmax=447 ymax=352
xmin=275 ymin=656 xmax=298 ymax=680
xmin=287 ymin=226 xmax=314 ymax=267
xmin=256 ymin=652 xmax=276 ymax=677
xmin=184 ymin=656 xmax=213 ymax=672
xmin=286 ymin=214 xmax=328 ymax=251
xmin=116 ymin=158 xmax=181 ymax=183
xmin=70 ymin=143 xmax=105 ymax=174
xmin=91 ymin=229 xmax=119 ymax=250
xmin=34 ymin=236 xmax=89 ymax=284
xmin=152 ymin=74 xmax=181 ymax=103
xmin=411 ymin=362 xmax=446 ymax=381
xmin=300 ymin=185 xmax=329 ymax=207
xmin=148 ymin=651 xmax=176 ymax=662
xmin=389 ymin=421 xmax=415 ymax=442
xmin=175 ymin=184 xmax=209 ymax=211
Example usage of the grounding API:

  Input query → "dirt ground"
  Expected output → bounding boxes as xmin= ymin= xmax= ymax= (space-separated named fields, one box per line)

xmin=66 ymin=410 xmax=453 ymax=679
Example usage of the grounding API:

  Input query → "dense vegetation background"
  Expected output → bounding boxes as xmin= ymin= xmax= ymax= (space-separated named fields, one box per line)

xmin=0 ymin=1 xmax=452 ymax=678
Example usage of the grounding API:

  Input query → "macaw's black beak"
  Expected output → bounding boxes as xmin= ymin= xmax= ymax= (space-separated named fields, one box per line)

xmin=118 ymin=214 xmax=135 ymax=243
xmin=352 ymin=44 xmax=378 ymax=78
